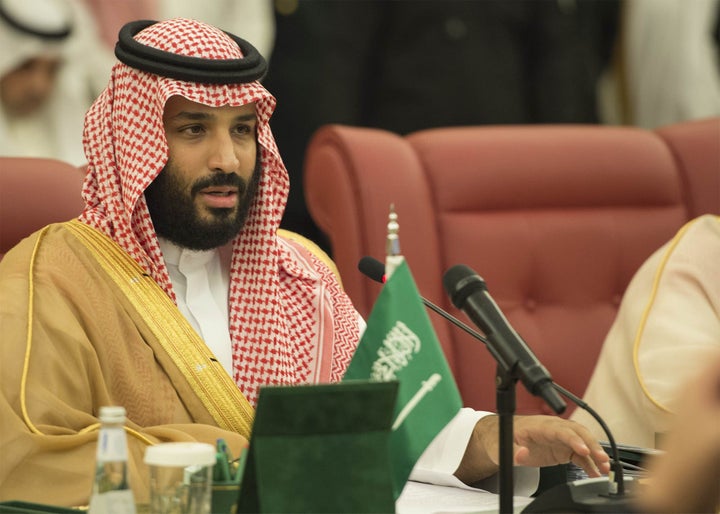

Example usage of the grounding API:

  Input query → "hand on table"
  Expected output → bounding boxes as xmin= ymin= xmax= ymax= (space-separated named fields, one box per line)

xmin=455 ymin=414 xmax=610 ymax=484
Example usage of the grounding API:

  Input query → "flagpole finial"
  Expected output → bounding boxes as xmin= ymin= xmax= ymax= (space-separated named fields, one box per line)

xmin=386 ymin=203 xmax=401 ymax=257
xmin=386 ymin=204 xmax=404 ymax=278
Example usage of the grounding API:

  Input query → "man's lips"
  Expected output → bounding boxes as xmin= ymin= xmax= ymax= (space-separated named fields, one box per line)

xmin=197 ymin=186 xmax=239 ymax=208
xmin=201 ymin=186 xmax=238 ymax=195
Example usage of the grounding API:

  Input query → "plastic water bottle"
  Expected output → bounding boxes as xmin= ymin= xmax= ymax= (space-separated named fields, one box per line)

xmin=88 ymin=406 xmax=137 ymax=513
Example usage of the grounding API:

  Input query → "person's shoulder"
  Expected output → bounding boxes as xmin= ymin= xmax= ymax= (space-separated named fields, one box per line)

xmin=686 ymin=214 xmax=720 ymax=238
xmin=276 ymin=229 xmax=343 ymax=287
xmin=639 ymin=215 xmax=720 ymax=299
xmin=645 ymin=215 xmax=720 ymax=265
xmin=618 ymin=215 xmax=718 ymax=305
xmin=0 ymin=222 xmax=79 ymax=274
xmin=665 ymin=214 xmax=720 ymax=259
xmin=2 ymin=222 xmax=73 ymax=256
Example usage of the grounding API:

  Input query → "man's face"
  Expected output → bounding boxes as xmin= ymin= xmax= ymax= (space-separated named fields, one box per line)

xmin=0 ymin=56 xmax=62 ymax=116
xmin=145 ymin=96 xmax=261 ymax=250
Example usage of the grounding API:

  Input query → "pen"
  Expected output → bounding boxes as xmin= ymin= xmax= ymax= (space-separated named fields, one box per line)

xmin=232 ymin=446 xmax=248 ymax=484
xmin=215 ymin=438 xmax=232 ymax=482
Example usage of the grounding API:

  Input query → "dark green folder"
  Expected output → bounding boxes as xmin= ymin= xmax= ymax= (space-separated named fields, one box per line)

xmin=236 ymin=380 xmax=399 ymax=513
xmin=0 ymin=502 xmax=79 ymax=513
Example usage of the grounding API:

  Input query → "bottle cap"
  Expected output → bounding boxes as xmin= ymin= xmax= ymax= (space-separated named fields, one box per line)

xmin=98 ymin=405 xmax=126 ymax=424
xmin=144 ymin=442 xmax=216 ymax=467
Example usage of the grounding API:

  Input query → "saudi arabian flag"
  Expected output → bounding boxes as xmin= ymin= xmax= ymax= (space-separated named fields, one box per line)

xmin=343 ymin=259 xmax=463 ymax=498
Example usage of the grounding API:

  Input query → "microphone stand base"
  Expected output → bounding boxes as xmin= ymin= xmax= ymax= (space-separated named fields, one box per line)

xmin=522 ymin=477 xmax=637 ymax=513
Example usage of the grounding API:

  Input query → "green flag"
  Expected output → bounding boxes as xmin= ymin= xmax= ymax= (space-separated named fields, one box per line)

xmin=343 ymin=259 xmax=463 ymax=498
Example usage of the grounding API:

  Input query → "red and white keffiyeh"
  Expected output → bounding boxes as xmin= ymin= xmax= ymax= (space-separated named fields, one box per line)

xmin=78 ymin=18 xmax=359 ymax=405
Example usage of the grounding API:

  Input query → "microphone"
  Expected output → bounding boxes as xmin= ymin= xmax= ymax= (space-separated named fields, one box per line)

xmin=357 ymin=256 xmax=490 ymax=346
xmin=357 ymin=255 xmax=387 ymax=283
xmin=442 ymin=264 xmax=566 ymax=415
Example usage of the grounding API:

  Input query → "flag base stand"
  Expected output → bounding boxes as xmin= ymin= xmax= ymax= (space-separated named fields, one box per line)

xmin=496 ymin=366 xmax=517 ymax=514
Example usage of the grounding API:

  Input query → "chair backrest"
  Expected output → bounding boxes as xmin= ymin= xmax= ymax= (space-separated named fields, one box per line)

xmin=303 ymin=119 xmax=719 ymax=415
xmin=0 ymin=157 xmax=85 ymax=255
xmin=655 ymin=117 xmax=720 ymax=218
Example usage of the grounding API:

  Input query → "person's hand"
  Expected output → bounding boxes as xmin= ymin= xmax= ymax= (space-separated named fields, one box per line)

xmin=455 ymin=414 xmax=610 ymax=484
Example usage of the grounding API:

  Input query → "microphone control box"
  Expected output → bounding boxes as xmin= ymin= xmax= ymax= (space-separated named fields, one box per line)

xmin=522 ymin=476 xmax=639 ymax=513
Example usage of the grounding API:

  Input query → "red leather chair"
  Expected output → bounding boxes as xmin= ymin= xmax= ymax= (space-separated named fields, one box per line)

xmin=0 ymin=157 xmax=85 ymax=256
xmin=303 ymin=118 xmax=719 ymax=416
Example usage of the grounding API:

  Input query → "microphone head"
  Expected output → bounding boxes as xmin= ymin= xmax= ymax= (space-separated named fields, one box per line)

xmin=358 ymin=256 xmax=386 ymax=283
xmin=442 ymin=264 xmax=487 ymax=309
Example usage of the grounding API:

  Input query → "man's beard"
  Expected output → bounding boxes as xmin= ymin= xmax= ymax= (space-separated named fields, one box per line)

xmin=145 ymin=159 xmax=262 ymax=250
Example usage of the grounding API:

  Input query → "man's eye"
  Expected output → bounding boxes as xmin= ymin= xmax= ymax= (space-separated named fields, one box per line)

xmin=234 ymin=124 xmax=254 ymax=135
xmin=182 ymin=125 xmax=204 ymax=135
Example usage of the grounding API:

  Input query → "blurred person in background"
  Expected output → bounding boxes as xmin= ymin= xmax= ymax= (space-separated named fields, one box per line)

xmin=635 ymin=352 xmax=720 ymax=514
xmin=571 ymin=215 xmax=720 ymax=449
xmin=264 ymin=0 xmax=621 ymax=251
xmin=0 ymin=0 xmax=112 ymax=165
xmin=600 ymin=0 xmax=720 ymax=127
xmin=81 ymin=0 xmax=276 ymax=63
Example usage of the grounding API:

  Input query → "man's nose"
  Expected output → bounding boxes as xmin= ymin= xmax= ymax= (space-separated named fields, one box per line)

xmin=208 ymin=133 xmax=240 ymax=173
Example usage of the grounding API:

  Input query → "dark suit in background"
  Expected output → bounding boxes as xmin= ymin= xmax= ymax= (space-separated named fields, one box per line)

xmin=265 ymin=0 xmax=621 ymax=249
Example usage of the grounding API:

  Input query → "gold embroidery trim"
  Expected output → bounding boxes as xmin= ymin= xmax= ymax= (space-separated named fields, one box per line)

xmin=65 ymin=220 xmax=254 ymax=437
xmin=20 ymin=226 xmax=50 ymax=436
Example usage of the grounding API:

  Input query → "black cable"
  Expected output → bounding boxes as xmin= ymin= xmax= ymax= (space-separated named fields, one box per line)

xmin=552 ymin=382 xmax=625 ymax=496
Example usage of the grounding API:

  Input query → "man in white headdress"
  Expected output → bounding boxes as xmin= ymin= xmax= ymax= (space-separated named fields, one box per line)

xmin=0 ymin=17 xmax=610 ymax=506
xmin=0 ymin=0 xmax=112 ymax=165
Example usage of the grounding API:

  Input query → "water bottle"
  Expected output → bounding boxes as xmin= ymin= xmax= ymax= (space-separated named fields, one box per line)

xmin=88 ymin=405 xmax=137 ymax=513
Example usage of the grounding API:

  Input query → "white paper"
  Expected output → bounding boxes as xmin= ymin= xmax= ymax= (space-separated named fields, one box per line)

xmin=396 ymin=481 xmax=533 ymax=514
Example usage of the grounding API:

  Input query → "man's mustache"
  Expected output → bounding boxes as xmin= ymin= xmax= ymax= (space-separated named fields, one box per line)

xmin=190 ymin=173 xmax=247 ymax=197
